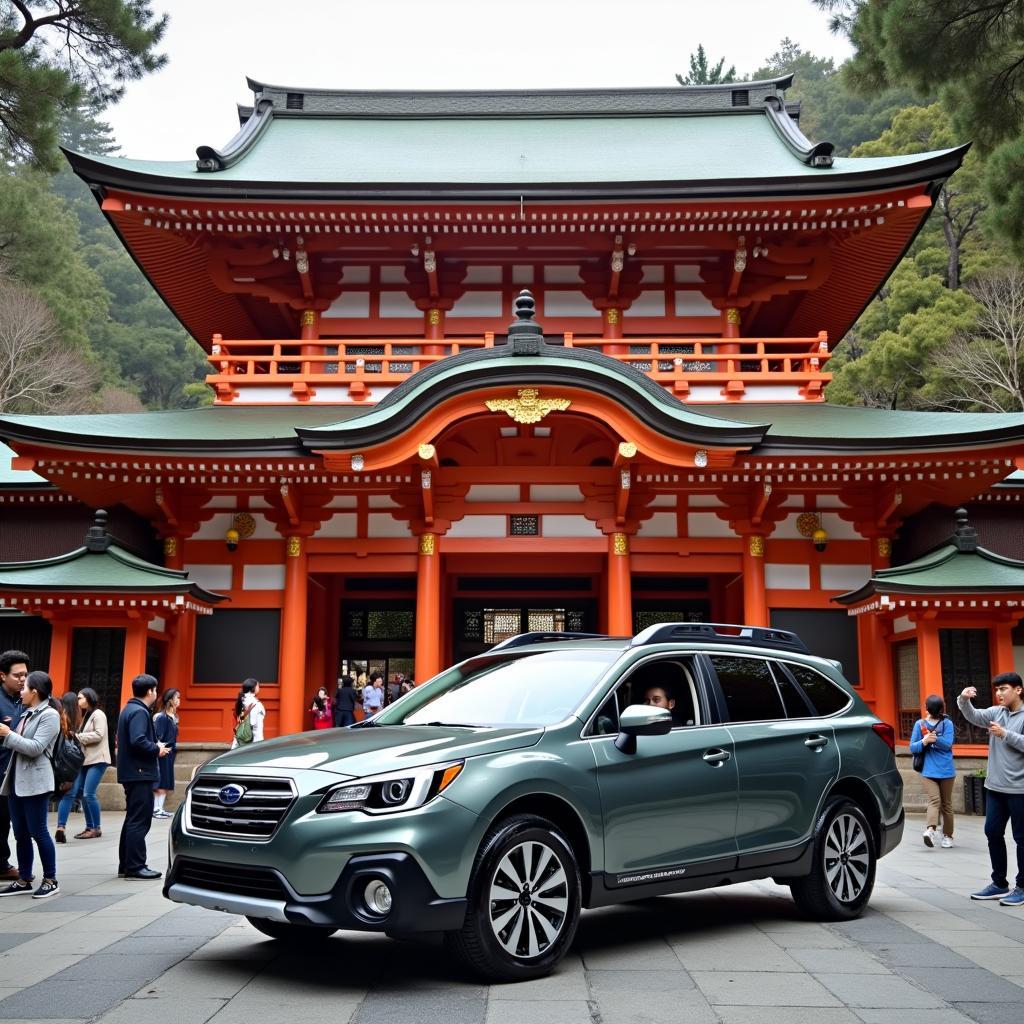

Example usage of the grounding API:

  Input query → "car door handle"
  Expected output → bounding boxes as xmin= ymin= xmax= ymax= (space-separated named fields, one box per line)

xmin=804 ymin=734 xmax=829 ymax=750
xmin=702 ymin=748 xmax=731 ymax=766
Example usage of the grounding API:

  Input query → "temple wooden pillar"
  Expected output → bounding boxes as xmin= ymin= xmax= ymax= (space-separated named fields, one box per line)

xmin=120 ymin=616 xmax=151 ymax=707
xmin=601 ymin=305 xmax=626 ymax=356
xmin=47 ymin=618 xmax=72 ymax=691
xmin=915 ymin=617 xmax=942 ymax=712
xmin=307 ymin=577 xmax=328 ymax=692
xmin=279 ymin=535 xmax=309 ymax=736
xmin=858 ymin=535 xmax=897 ymax=725
xmin=606 ymin=532 xmax=633 ymax=636
xmin=300 ymin=309 xmax=319 ymax=376
xmin=741 ymin=534 xmax=768 ymax=627
xmin=415 ymin=532 xmax=441 ymax=682
xmin=992 ymin=618 xmax=1017 ymax=676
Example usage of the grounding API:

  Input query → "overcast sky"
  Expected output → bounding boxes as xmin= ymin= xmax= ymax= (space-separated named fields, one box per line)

xmin=101 ymin=0 xmax=853 ymax=159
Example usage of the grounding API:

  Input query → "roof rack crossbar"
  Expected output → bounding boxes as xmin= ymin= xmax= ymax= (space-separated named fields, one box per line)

xmin=490 ymin=631 xmax=613 ymax=651
xmin=630 ymin=622 xmax=809 ymax=654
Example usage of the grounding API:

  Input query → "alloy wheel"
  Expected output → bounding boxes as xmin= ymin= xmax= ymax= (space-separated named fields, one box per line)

xmin=824 ymin=811 xmax=870 ymax=903
xmin=487 ymin=839 xmax=569 ymax=959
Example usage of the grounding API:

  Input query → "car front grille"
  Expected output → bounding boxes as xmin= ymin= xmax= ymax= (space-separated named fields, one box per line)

xmin=187 ymin=775 xmax=296 ymax=841
xmin=174 ymin=858 xmax=289 ymax=900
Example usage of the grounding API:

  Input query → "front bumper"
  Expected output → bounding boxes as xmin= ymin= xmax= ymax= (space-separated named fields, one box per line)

xmin=164 ymin=852 xmax=467 ymax=934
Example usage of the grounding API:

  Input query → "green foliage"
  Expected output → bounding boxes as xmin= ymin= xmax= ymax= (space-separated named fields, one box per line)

xmin=0 ymin=1 xmax=167 ymax=170
xmin=676 ymin=44 xmax=738 ymax=85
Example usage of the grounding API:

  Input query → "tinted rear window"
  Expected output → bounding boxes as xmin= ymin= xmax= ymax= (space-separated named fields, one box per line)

xmin=787 ymin=663 xmax=851 ymax=716
xmin=709 ymin=655 xmax=785 ymax=723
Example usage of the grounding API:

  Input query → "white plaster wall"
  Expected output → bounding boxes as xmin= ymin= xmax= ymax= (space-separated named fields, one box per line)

xmin=530 ymin=485 xmax=584 ymax=502
xmin=819 ymin=512 xmax=860 ymax=540
xmin=687 ymin=512 xmax=734 ymax=538
xmin=629 ymin=292 xmax=666 ymax=317
xmin=893 ymin=615 xmax=913 ymax=635
xmin=649 ymin=494 xmax=676 ymax=508
xmin=544 ymin=292 xmax=597 ymax=317
xmin=150 ymin=617 xmax=166 ymax=633
xmin=687 ymin=494 xmax=723 ymax=508
xmin=184 ymin=564 xmax=232 ymax=591
xmin=637 ymin=513 xmax=679 ymax=538
xmin=327 ymin=495 xmax=357 ymax=509
xmin=465 ymin=485 xmax=519 ymax=503
xmin=326 ymin=292 xmax=370 ymax=317
xmin=243 ymin=565 xmax=286 ymax=590
xmin=540 ymin=516 xmax=599 ymax=537
xmin=193 ymin=512 xmax=278 ymax=541
xmin=368 ymin=495 xmax=398 ymax=508
xmin=765 ymin=563 xmax=811 ymax=590
xmin=367 ymin=514 xmax=413 ymax=538
xmin=313 ymin=514 xmax=358 ymax=539
xmin=450 ymin=292 xmax=503 ymax=317
xmin=446 ymin=516 xmax=507 ymax=538
xmin=820 ymin=564 xmax=872 ymax=592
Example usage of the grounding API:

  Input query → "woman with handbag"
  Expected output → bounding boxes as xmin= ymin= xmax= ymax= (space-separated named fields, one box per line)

xmin=0 ymin=671 xmax=61 ymax=899
xmin=910 ymin=693 xmax=957 ymax=848
xmin=55 ymin=688 xmax=109 ymax=842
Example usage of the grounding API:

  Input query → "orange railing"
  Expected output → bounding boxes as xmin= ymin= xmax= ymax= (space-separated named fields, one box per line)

xmin=205 ymin=332 xmax=831 ymax=403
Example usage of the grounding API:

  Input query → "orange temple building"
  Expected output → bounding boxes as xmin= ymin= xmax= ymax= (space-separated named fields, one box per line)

xmin=2 ymin=75 xmax=1024 ymax=759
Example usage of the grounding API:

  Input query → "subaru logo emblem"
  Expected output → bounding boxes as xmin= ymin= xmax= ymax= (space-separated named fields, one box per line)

xmin=218 ymin=784 xmax=246 ymax=806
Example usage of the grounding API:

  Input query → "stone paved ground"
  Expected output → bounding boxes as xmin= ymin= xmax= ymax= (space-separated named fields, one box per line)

xmin=0 ymin=813 xmax=1022 ymax=1024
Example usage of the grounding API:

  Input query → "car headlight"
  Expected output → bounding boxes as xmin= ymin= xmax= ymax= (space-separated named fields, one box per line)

xmin=317 ymin=761 xmax=463 ymax=815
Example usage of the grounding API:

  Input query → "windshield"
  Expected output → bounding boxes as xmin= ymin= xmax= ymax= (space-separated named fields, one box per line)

xmin=375 ymin=648 xmax=619 ymax=728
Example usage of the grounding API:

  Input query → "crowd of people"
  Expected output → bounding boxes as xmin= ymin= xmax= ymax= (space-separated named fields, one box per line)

xmin=308 ymin=670 xmax=415 ymax=728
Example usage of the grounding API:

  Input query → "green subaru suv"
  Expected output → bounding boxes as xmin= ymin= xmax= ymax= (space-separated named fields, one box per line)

xmin=165 ymin=624 xmax=903 ymax=981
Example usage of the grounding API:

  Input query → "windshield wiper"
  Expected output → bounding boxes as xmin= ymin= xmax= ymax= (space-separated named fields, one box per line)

xmin=412 ymin=721 xmax=485 ymax=728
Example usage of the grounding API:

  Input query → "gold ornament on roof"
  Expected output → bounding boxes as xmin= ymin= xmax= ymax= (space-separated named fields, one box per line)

xmin=418 ymin=443 xmax=436 ymax=461
xmin=485 ymin=388 xmax=570 ymax=424
xmin=618 ymin=441 xmax=637 ymax=459
xmin=232 ymin=512 xmax=256 ymax=540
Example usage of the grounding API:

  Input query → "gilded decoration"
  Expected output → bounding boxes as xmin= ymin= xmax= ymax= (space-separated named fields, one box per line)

xmin=877 ymin=537 xmax=892 ymax=559
xmin=163 ymin=537 xmax=177 ymax=558
xmin=300 ymin=309 xmax=316 ymax=327
xmin=618 ymin=441 xmax=637 ymax=459
xmin=286 ymin=536 xmax=302 ymax=558
xmin=748 ymin=535 xmax=765 ymax=558
xmin=605 ymin=308 xmax=620 ymax=325
xmin=796 ymin=512 xmax=821 ymax=539
xmin=485 ymin=388 xmax=570 ymax=424
xmin=418 ymin=443 xmax=436 ymax=461
xmin=232 ymin=512 xmax=256 ymax=540
xmin=612 ymin=533 xmax=629 ymax=556
xmin=726 ymin=307 xmax=741 ymax=326
xmin=427 ymin=308 xmax=442 ymax=326
xmin=419 ymin=533 xmax=436 ymax=556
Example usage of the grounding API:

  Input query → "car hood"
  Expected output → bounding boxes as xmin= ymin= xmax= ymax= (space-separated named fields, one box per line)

xmin=203 ymin=724 xmax=544 ymax=778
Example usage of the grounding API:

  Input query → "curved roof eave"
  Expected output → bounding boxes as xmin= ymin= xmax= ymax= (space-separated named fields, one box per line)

xmin=61 ymin=145 xmax=969 ymax=203
xmin=296 ymin=344 xmax=769 ymax=451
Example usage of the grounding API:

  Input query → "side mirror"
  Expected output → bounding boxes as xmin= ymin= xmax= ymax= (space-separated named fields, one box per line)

xmin=614 ymin=704 xmax=672 ymax=754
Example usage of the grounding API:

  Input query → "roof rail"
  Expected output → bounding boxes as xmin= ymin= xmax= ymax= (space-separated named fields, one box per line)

xmin=490 ymin=631 xmax=614 ymax=651
xmin=631 ymin=622 xmax=809 ymax=654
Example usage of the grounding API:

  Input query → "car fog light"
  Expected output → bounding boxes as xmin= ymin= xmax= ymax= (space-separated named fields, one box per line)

xmin=364 ymin=879 xmax=393 ymax=915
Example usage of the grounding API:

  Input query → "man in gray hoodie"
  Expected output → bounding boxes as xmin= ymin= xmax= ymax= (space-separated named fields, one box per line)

xmin=958 ymin=673 xmax=1024 ymax=906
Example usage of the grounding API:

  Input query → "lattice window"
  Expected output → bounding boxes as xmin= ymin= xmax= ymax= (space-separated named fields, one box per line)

xmin=483 ymin=609 xmax=522 ymax=645
xmin=633 ymin=609 xmax=706 ymax=633
xmin=366 ymin=610 xmax=415 ymax=641
xmin=510 ymin=515 xmax=539 ymax=536
xmin=527 ymin=609 xmax=566 ymax=633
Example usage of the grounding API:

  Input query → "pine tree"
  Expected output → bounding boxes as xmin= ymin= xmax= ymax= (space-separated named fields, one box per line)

xmin=676 ymin=45 xmax=738 ymax=86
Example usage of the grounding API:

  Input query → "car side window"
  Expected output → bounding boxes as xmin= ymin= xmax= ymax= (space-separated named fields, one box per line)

xmin=708 ymin=654 xmax=785 ymax=723
xmin=786 ymin=663 xmax=852 ymax=716
xmin=769 ymin=661 xmax=815 ymax=718
xmin=587 ymin=658 xmax=700 ymax=736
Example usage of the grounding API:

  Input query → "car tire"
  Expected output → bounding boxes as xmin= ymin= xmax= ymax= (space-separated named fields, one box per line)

xmin=790 ymin=797 xmax=876 ymax=921
xmin=246 ymin=916 xmax=337 ymax=942
xmin=445 ymin=813 xmax=581 ymax=982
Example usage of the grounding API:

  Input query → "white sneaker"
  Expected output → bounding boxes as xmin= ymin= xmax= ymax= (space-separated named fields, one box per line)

xmin=941 ymin=836 xmax=954 ymax=848
xmin=923 ymin=827 xmax=936 ymax=848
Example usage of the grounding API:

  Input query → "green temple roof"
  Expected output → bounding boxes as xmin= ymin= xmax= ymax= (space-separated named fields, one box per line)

xmin=835 ymin=509 xmax=1024 ymax=605
xmin=0 ymin=442 xmax=47 ymax=487
xmin=64 ymin=77 xmax=967 ymax=200
xmin=0 ymin=510 xmax=225 ymax=603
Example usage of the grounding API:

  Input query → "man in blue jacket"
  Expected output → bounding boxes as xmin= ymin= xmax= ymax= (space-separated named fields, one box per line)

xmin=0 ymin=650 xmax=28 ymax=881
xmin=116 ymin=675 xmax=168 ymax=880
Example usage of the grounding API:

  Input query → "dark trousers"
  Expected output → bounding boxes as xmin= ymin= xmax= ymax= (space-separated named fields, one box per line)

xmin=984 ymin=789 xmax=1024 ymax=889
xmin=119 ymin=781 xmax=155 ymax=874
xmin=336 ymin=710 xmax=355 ymax=727
xmin=8 ymin=792 xmax=56 ymax=881
xmin=0 ymin=793 xmax=12 ymax=869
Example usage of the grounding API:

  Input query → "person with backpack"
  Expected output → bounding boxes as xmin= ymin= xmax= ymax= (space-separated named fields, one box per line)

xmin=0 ymin=670 xmax=61 ymax=899
xmin=231 ymin=678 xmax=265 ymax=747
xmin=55 ymin=688 xmax=108 ymax=842
xmin=116 ymin=675 xmax=168 ymax=880
xmin=910 ymin=693 xmax=956 ymax=849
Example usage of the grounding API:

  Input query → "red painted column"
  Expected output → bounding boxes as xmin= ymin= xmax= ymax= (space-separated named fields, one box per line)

xmin=306 ymin=578 xmax=328 ymax=692
xmin=279 ymin=535 xmax=309 ymax=737
xmin=47 ymin=619 xmax=73 ymax=692
xmin=120 ymin=616 xmax=151 ymax=708
xmin=601 ymin=306 xmax=626 ymax=356
xmin=415 ymin=533 xmax=442 ymax=682
xmin=741 ymin=534 xmax=769 ymax=627
xmin=916 ymin=618 xmax=942 ymax=712
xmin=992 ymin=620 xmax=1016 ymax=676
xmin=300 ymin=309 xmax=319 ymax=376
xmin=606 ymin=532 xmax=633 ymax=636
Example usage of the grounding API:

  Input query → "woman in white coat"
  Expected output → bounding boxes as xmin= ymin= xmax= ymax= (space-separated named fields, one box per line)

xmin=0 ymin=671 xmax=61 ymax=899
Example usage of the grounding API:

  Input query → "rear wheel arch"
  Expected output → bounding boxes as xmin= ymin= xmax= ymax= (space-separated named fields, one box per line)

xmin=483 ymin=793 xmax=594 ymax=903
xmin=825 ymin=777 xmax=882 ymax=853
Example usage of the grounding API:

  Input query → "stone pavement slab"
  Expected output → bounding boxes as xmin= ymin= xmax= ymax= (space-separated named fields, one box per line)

xmin=1 ymin=811 xmax=1023 ymax=1024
